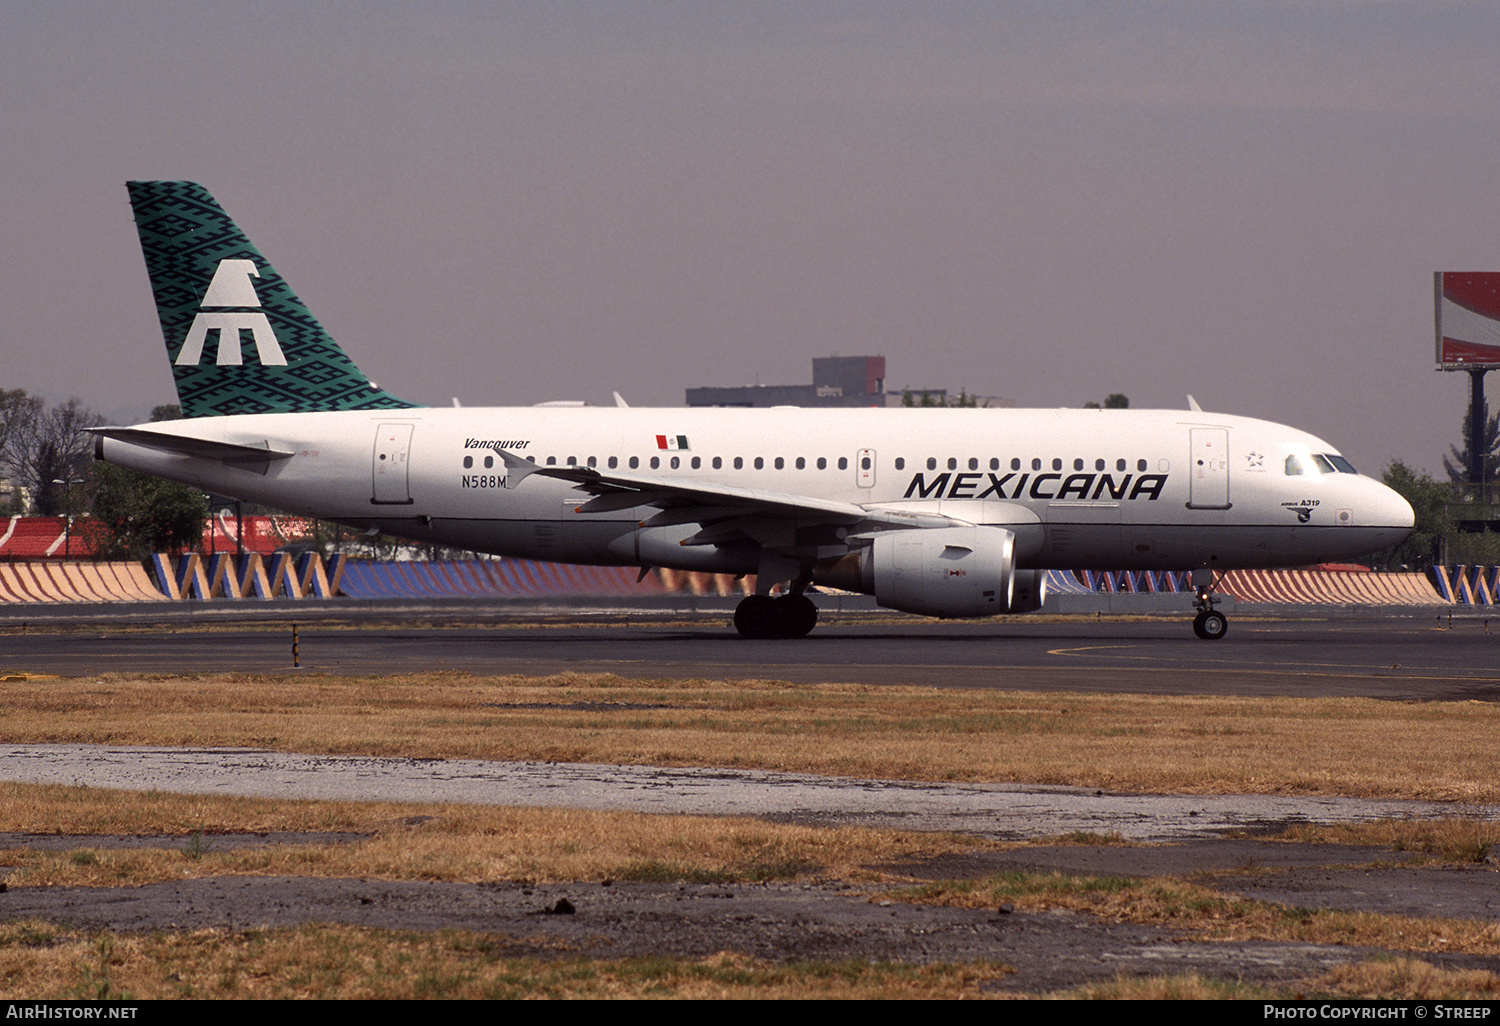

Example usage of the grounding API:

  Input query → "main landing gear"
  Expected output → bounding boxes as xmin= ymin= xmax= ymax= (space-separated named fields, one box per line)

xmin=1190 ymin=567 xmax=1227 ymax=640
xmin=733 ymin=592 xmax=819 ymax=639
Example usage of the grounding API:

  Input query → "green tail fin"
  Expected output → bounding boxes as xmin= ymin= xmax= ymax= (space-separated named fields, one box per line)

xmin=127 ymin=181 xmax=419 ymax=418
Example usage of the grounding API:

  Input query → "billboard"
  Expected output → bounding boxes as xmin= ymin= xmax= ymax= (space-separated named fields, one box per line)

xmin=1436 ymin=272 xmax=1500 ymax=369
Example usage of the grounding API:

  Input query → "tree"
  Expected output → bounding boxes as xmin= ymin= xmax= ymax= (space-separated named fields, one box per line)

xmin=89 ymin=402 xmax=206 ymax=559
xmin=1084 ymin=393 xmax=1130 ymax=410
xmin=0 ymin=389 xmax=44 ymax=510
xmin=1442 ymin=405 xmax=1500 ymax=489
xmin=90 ymin=463 xmax=207 ymax=560
xmin=1376 ymin=460 xmax=1453 ymax=570
xmin=4 ymin=396 xmax=102 ymax=515
xmin=0 ymin=389 xmax=42 ymax=467
xmin=901 ymin=388 xmax=978 ymax=408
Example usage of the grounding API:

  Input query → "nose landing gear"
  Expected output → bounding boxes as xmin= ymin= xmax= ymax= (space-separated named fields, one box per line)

xmin=1193 ymin=608 xmax=1228 ymax=639
xmin=1190 ymin=567 xmax=1227 ymax=640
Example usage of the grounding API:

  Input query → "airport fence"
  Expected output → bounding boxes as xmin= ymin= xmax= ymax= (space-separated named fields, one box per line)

xmin=0 ymin=552 xmax=1483 ymax=607
xmin=1429 ymin=565 xmax=1500 ymax=605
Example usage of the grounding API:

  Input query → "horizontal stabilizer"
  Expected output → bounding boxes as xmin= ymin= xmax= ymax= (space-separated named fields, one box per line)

xmin=90 ymin=427 xmax=295 ymax=463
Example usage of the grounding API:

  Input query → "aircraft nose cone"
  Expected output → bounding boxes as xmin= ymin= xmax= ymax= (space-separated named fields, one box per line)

xmin=1367 ymin=479 xmax=1415 ymax=546
xmin=1380 ymin=484 xmax=1416 ymax=530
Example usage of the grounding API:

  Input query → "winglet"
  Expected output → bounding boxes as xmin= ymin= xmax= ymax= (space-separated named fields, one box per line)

xmin=1187 ymin=395 xmax=1203 ymax=412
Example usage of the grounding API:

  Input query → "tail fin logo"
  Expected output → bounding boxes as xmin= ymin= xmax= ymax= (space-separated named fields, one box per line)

xmin=174 ymin=259 xmax=288 ymax=366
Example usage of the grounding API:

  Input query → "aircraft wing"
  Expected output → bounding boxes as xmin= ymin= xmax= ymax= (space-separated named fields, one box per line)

xmin=496 ymin=450 xmax=959 ymax=542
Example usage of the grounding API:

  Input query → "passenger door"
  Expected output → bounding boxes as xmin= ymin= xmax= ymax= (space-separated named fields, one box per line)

xmin=1187 ymin=428 xmax=1230 ymax=509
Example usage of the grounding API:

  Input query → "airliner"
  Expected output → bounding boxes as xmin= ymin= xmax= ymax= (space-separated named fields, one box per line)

xmin=95 ymin=182 xmax=1415 ymax=640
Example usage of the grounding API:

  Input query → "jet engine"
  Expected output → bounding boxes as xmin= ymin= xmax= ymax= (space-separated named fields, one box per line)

xmin=825 ymin=526 xmax=1046 ymax=618
xmin=1008 ymin=568 xmax=1048 ymax=615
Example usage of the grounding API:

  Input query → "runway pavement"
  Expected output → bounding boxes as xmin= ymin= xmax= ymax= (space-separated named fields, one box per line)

xmin=2 ymin=605 xmax=1496 ymax=701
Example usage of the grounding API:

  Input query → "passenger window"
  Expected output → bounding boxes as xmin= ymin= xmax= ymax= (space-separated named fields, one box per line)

xmin=894 ymin=457 xmax=905 ymax=470
xmin=734 ymin=456 xmax=743 ymax=469
xmin=968 ymin=457 xmax=978 ymax=471
xmin=754 ymin=457 xmax=764 ymax=470
xmin=712 ymin=456 xmax=722 ymax=470
xmin=670 ymin=456 xmax=680 ymax=469
xmin=1095 ymin=458 xmax=1105 ymax=471
xmin=927 ymin=457 xmax=937 ymax=471
xmin=587 ymin=456 xmax=596 ymax=468
xmin=691 ymin=456 xmax=701 ymax=469
xmin=816 ymin=457 xmax=826 ymax=470
xmin=795 ymin=457 xmax=805 ymax=470
xmin=567 ymin=456 xmax=577 ymax=466
xmin=1052 ymin=458 xmax=1063 ymax=471
xmin=608 ymin=456 xmax=618 ymax=469
xmin=629 ymin=456 xmax=639 ymax=469
xmin=1011 ymin=458 xmax=1021 ymax=471
xmin=463 ymin=456 xmax=473 ymax=469
xmin=1073 ymin=458 xmax=1084 ymax=471
xmin=947 ymin=458 xmax=958 ymax=470
xmin=1137 ymin=459 xmax=1147 ymax=472
xmin=546 ymin=456 xmax=557 ymax=466
xmin=836 ymin=457 xmax=846 ymax=470
xmin=990 ymin=458 xmax=999 ymax=470
xmin=775 ymin=457 xmax=785 ymax=470
xmin=1117 ymin=459 xmax=1126 ymax=472
xmin=650 ymin=456 xmax=660 ymax=469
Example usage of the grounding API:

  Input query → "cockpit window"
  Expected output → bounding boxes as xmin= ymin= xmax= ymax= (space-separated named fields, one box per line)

xmin=1287 ymin=452 xmax=1357 ymax=476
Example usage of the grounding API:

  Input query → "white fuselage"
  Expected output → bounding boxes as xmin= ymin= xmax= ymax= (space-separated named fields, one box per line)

xmin=98 ymin=405 xmax=1415 ymax=575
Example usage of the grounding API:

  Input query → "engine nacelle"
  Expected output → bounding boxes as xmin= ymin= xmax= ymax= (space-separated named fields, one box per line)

xmin=1009 ymin=568 xmax=1048 ymax=614
xmin=862 ymin=526 xmax=1023 ymax=619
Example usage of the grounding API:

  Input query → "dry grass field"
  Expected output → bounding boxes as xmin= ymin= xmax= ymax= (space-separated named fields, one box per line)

xmin=0 ymin=668 xmax=1496 ymax=999
xmin=1 ymin=670 xmax=1497 ymax=800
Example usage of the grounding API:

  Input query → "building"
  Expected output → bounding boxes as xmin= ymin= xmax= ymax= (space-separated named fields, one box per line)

xmin=686 ymin=355 xmax=1012 ymax=409
xmin=686 ymin=355 xmax=888 ymax=408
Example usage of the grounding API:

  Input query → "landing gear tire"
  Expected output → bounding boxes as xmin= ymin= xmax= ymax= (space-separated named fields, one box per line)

xmin=734 ymin=595 xmax=782 ymax=639
xmin=1193 ymin=610 xmax=1228 ymax=640
xmin=778 ymin=594 xmax=818 ymax=638
xmin=733 ymin=594 xmax=819 ymax=639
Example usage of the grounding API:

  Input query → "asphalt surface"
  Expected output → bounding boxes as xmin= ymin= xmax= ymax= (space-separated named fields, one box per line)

xmin=2 ymin=605 xmax=1497 ymax=701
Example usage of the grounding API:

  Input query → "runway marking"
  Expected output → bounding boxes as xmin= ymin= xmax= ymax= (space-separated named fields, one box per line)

xmin=1043 ymin=644 xmax=1499 ymax=684
xmin=1046 ymin=644 xmax=1139 ymax=657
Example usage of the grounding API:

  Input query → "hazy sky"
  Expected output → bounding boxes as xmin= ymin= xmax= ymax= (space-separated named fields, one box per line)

xmin=4 ymin=1 xmax=1499 ymax=477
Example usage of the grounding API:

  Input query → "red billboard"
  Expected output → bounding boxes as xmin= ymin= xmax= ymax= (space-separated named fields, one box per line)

xmin=1436 ymin=272 xmax=1500 ymax=369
